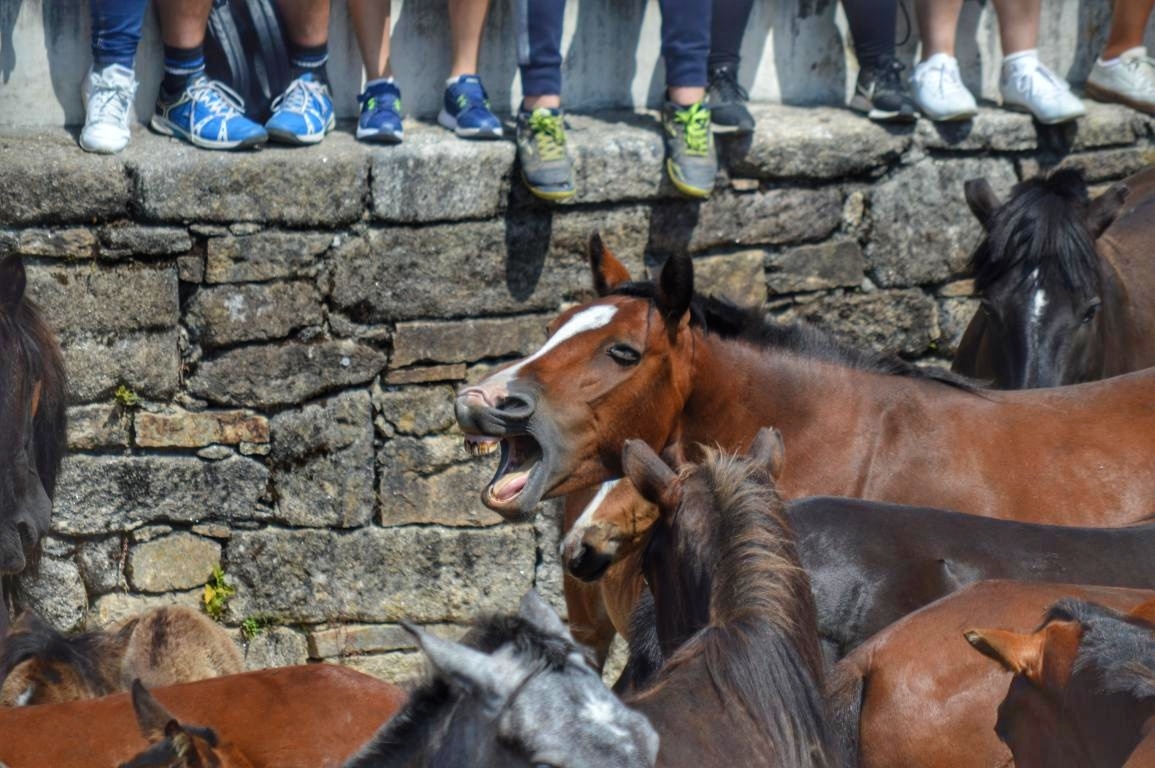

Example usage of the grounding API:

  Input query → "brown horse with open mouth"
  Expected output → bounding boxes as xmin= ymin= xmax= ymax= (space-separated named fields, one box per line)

xmin=455 ymin=234 xmax=1155 ymax=526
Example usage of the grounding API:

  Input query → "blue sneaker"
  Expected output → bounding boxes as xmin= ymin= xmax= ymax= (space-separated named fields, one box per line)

xmin=438 ymin=75 xmax=503 ymax=139
xmin=356 ymin=81 xmax=404 ymax=144
xmin=266 ymin=72 xmax=335 ymax=145
xmin=151 ymin=74 xmax=267 ymax=150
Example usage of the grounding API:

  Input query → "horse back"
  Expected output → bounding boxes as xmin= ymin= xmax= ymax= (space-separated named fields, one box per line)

xmin=1097 ymin=168 xmax=1155 ymax=369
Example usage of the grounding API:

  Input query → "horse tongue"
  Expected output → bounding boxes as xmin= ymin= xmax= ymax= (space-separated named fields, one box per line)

xmin=493 ymin=472 xmax=529 ymax=503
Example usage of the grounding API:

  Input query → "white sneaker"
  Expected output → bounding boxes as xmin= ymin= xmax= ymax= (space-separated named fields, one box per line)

xmin=910 ymin=53 xmax=978 ymax=121
xmin=80 ymin=64 xmax=138 ymax=154
xmin=1086 ymin=46 xmax=1155 ymax=115
xmin=999 ymin=53 xmax=1085 ymax=124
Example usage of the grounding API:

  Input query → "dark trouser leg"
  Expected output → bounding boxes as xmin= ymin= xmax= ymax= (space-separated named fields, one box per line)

xmin=517 ymin=0 xmax=566 ymax=99
xmin=842 ymin=0 xmax=898 ymax=69
xmin=709 ymin=0 xmax=755 ymax=71
xmin=90 ymin=0 xmax=149 ymax=69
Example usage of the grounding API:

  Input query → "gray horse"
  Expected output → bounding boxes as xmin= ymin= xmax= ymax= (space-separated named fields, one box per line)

xmin=344 ymin=590 xmax=658 ymax=768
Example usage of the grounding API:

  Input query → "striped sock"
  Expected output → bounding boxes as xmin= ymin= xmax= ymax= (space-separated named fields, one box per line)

xmin=289 ymin=41 xmax=329 ymax=80
xmin=160 ymin=45 xmax=205 ymax=97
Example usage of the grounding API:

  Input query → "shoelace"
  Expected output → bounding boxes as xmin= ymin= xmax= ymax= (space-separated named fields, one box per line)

xmin=187 ymin=78 xmax=247 ymax=119
xmin=271 ymin=77 xmax=328 ymax=115
xmin=926 ymin=60 xmax=965 ymax=95
xmin=872 ymin=57 xmax=907 ymax=94
xmin=528 ymin=110 xmax=567 ymax=161
xmin=673 ymin=102 xmax=711 ymax=156
xmin=1124 ymin=54 xmax=1155 ymax=87
xmin=89 ymin=79 xmax=134 ymax=125
xmin=1010 ymin=62 xmax=1069 ymax=100
xmin=709 ymin=66 xmax=749 ymax=103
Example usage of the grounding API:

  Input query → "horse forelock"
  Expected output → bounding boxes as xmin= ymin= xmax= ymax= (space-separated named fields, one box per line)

xmin=970 ymin=172 xmax=1102 ymax=298
xmin=1054 ymin=600 xmax=1155 ymax=703
xmin=0 ymin=615 xmax=112 ymax=696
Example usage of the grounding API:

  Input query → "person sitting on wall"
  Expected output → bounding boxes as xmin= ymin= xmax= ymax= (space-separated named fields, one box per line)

xmin=1086 ymin=0 xmax=1155 ymax=114
xmin=515 ymin=0 xmax=716 ymax=202
xmin=347 ymin=0 xmax=503 ymax=144
xmin=81 ymin=0 xmax=334 ymax=153
xmin=908 ymin=0 xmax=1084 ymax=124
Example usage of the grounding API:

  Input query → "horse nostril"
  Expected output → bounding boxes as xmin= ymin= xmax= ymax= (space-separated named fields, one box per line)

xmin=496 ymin=392 xmax=535 ymax=418
xmin=567 ymin=543 xmax=588 ymax=573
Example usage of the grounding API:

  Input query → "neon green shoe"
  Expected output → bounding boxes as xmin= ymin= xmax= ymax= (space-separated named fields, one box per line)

xmin=515 ymin=108 xmax=575 ymax=202
xmin=662 ymin=100 xmax=717 ymax=199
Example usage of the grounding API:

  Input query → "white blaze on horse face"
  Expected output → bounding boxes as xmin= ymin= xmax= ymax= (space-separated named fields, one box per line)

xmin=580 ymin=693 xmax=631 ymax=740
xmin=561 ymin=479 xmax=621 ymax=553
xmin=487 ymin=305 xmax=619 ymax=390
xmin=1029 ymin=269 xmax=1049 ymax=325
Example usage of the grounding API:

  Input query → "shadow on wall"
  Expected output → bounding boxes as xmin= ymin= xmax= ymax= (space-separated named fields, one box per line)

xmin=773 ymin=0 xmax=845 ymax=106
xmin=0 ymin=0 xmax=20 ymax=83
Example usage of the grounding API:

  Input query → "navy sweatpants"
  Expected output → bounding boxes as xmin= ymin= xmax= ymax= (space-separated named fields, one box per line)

xmin=516 ymin=0 xmax=711 ymax=98
xmin=89 ymin=0 xmax=150 ymax=69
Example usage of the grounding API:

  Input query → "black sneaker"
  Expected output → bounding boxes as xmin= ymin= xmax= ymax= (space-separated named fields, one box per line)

xmin=849 ymin=55 xmax=917 ymax=123
xmin=706 ymin=63 xmax=755 ymax=135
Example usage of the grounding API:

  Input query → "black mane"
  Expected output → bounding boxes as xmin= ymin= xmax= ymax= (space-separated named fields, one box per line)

xmin=1044 ymin=599 xmax=1155 ymax=702
xmin=969 ymin=169 xmax=1102 ymax=296
xmin=0 ymin=612 xmax=119 ymax=695
xmin=609 ymin=281 xmax=977 ymax=392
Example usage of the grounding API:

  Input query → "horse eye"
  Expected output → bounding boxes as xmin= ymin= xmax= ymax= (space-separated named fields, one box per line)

xmin=607 ymin=344 xmax=641 ymax=366
xmin=1082 ymin=301 xmax=1101 ymax=324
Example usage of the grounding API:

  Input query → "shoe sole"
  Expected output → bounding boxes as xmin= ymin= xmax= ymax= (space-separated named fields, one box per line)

xmin=79 ymin=133 xmax=130 ymax=154
xmin=1000 ymin=100 xmax=1085 ymax=125
xmin=849 ymin=95 xmax=920 ymax=123
xmin=267 ymin=113 xmax=336 ymax=146
xmin=356 ymin=126 xmax=404 ymax=144
xmin=666 ymin=159 xmax=712 ymax=200
xmin=711 ymin=122 xmax=755 ymax=136
xmin=150 ymin=115 xmax=267 ymax=150
xmin=438 ymin=109 xmax=504 ymax=139
xmin=1084 ymin=80 xmax=1155 ymax=116
xmin=520 ymin=169 xmax=575 ymax=203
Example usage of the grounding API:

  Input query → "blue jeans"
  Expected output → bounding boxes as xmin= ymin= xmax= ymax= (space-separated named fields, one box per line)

xmin=90 ymin=0 xmax=149 ymax=69
xmin=516 ymin=0 xmax=710 ymax=98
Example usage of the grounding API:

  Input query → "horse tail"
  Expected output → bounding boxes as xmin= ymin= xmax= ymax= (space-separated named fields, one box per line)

xmin=826 ymin=661 xmax=865 ymax=767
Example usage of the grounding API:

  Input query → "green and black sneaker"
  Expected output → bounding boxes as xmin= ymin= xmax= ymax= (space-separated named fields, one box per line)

xmin=516 ymin=107 xmax=575 ymax=202
xmin=662 ymin=100 xmax=717 ymax=199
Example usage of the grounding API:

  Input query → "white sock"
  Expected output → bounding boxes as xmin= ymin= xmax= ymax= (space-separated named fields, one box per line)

xmin=1003 ymin=49 xmax=1039 ymax=72
xmin=365 ymin=77 xmax=394 ymax=89
xmin=446 ymin=74 xmax=477 ymax=87
xmin=1097 ymin=56 xmax=1122 ymax=68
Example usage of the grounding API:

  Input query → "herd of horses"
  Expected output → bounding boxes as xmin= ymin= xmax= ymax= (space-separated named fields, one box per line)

xmin=1 ymin=166 xmax=1155 ymax=766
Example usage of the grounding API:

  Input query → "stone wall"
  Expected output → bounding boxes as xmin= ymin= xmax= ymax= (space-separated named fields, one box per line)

xmin=3 ymin=100 xmax=1154 ymax=679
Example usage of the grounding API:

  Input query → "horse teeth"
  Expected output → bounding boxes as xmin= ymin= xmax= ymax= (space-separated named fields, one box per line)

xmin=463 ymin=437 xmax=499 ymax=457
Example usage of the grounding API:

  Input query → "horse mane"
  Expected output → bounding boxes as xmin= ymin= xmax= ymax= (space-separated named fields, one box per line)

xmin=969 ymin=169 xmax=1101 ymax=296
xmin=648 ymin=446 xmax=835 ymax=766
xmin=609 ymin=281 xmax=977 ymax=392
xmin=1044 ymin=599 xmax=1155 ymax=702
xmin=0 ymin=612 xmax=130 ymax=696
xmin=345 ymin=614 xmax=580 ymax=767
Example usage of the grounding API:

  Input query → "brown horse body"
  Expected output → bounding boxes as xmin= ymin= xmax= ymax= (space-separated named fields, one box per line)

xmin=456 ymin=241 xmax=1155 ymax=528
xmin=0 ymin=606 xmax=243 ymax=706
xmin=829 ymin=581 xmax=1155 ymax=768
xmin=0 ymin=665 xmax=406 ymax=768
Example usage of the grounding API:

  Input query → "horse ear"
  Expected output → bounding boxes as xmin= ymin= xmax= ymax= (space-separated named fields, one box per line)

xmin=1088 ymin=182 xmax=1128 ymax=238
xmin=964 ymin=627 xmax=1043 ymax=680
xmin=623 ymin=439 xmax=681 ymax=512
xmin=402 ymin=622 xmax=513 ymax=700
xmin=518 ymin=590 xmax=575 ymax=644
xmin=748 ymin=427 xmax=786 ymax=484
xmin=131 ymin=679 xmax=180 ymax=743
xmin=0 ymin=255 xmax=27 ymax=313
xmin=964 ymin=179 xmax=1001 ymax=230
xmin=589 ymin=231 xmax=633 ymax=296
xmin=655 ymin=253 xmax=693 ymax=329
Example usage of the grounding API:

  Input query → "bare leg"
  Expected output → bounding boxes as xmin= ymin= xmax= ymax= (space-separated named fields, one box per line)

xmin=348 ymin=0 xmax=392 ymax=79
xmin=449 ymin=0 xmax=492 ymax=77
xmin=668 ymin=85 xmax=706 ymax=105
xmin=915 ymin=0 xmax=965 ymax=59
xmin=1103 ymin=0 xmax=1155 ymax=59
xmin=990 ymin=0 xmax=1039 ymax=56
xmin=275 ymin=0 xmax=330 ymax=47
xmin=154 ymin=0 xmax=212 ymax=48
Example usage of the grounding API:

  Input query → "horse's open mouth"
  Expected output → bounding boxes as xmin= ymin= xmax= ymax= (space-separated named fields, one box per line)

xmin=465 ymin=433 xmax=546 ymax=514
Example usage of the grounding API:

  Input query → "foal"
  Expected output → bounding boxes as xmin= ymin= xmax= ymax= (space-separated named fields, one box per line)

xmin=0 ymin=605 xmax=242 ymax=706
xmin=623 ymin=430 xmax=838 ymax=767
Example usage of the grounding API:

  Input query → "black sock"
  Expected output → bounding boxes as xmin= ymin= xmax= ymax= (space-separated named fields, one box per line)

xmin=288 ymin=41 xmax=329 ymax=81
xmin=160 ymin=44 xmax=205 ymax=98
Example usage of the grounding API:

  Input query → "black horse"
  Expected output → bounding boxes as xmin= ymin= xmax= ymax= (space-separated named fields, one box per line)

xmin=954 ymin=167 xmax=1155 ymax=388
xmin=0 ymin=255 xmax=67 ymax=635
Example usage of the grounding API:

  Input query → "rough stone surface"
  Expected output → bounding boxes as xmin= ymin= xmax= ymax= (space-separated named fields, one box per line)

xmin=89 ymin=590 xmax=202 ymax=628
xmin=241 ymin=627 xmax=308 ymax=671
xmin=26 ymin=263 xmax=179 ymax=334
xmin=1018 ymin=146 xmax=1155 ymax=183
xmin=204 ymin=231 xmax=332 ymax=284
xmin=62 ymin=330 xmax=181 ymax=402
xmin=99 ymin=225 xmax=193 ymax=258
xmin=76 ymin=536 xmax=127 ymax=596
xmin=270 ymin=392 xmax=375 ymax=528
xmin=692 ymin=250 xmax=768 ymax=306
xmin=938 ymin=296 xmax=981 ymax=356
xmin=53 ymin=455 xmax=270 ymax=535
xmin=383 ymin=364 xmax=467 ymax=385
xmin=188 ymin=340 xmax=387 ymax=408
xmin=16 ymin=555 xmax=88 ymax=631
xmin=335 ymin=652 xmax=425 ymax=684
xmin=768 ymin=240 xmax=867 ymax=295
xmin=378 ymin=447 xmax=505 ymax=527
xmin=227 ymin=525 xmax=536 ymax=623
xmin=8 ymin=228 xmax=96 ymax=258
xmin=68 ymin=404 xmax=131 ymax=450
xmin=135 ymin=408 xmax=270 ymax=448
xmin=308 ymin=622 xmax=466 ymax=658
xmin=867 ymin=157 xmax=1018 ymax=287
xmin=128 ymin=532 xmax=222 ymax=593
xmin=391 ymin=315 xmax=548 ymax=368
xmin=186 ymin=281 xmax=323 ymax=347
xmin=129 ymin=135 xmax=368 ymax=226
xmin=373 ymin=384 xmax=458 ymax=438
xmin=776 ymin=289 xmax=941 ymax=356
xmin=0 ymin=134 xmax=129 ymax=225
xmin=567 ymin=113 xmax=666 ymax=203
xmin=915 ymin=108 xmax=1042 ymax=152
